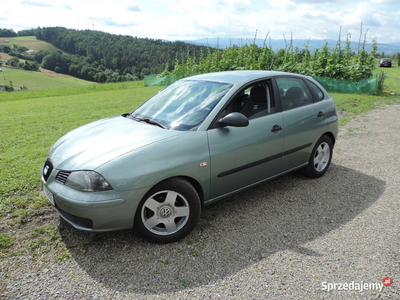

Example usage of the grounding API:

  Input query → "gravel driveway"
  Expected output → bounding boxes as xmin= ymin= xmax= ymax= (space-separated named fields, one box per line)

xmin=2 ymin=105 xmax=399 ymax=299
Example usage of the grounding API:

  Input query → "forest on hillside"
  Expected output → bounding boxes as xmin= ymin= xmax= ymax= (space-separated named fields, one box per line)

xmin=34 ymin=27 xmax=214 ymax=82
xmin=0 ymin=27 xmax=215 ymax=83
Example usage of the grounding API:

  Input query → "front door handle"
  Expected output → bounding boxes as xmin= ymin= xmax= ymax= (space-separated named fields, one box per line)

xmin=317 ymin=111 xmax=325 ymax=118
xmin=271 ymin=125 xmax=283 ymax=133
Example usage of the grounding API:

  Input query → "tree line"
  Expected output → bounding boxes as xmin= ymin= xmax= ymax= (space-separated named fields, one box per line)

xmin=1 ymin=27 xmax=215 ymax=83
xmin=0 ymin=28 xmax=17 ymax=38
xmin=0 ymin=28 xmax=36 ymax=37
xmin=33 ymin=27 xmax=214 ymax=82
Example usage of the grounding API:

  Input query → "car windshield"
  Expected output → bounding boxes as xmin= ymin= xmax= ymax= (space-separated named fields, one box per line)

xmin=131 ymin=80 xmax=233 ymax=131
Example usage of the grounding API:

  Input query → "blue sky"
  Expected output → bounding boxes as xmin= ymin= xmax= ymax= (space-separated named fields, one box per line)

xmin=1 ymin=0 xmax=400 ymax=43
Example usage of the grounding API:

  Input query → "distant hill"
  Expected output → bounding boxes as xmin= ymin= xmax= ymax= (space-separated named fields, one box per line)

xmin=3 ymin=28 xmax=216 ymax=84
xmin=30 ymin=27 xmax=216 ymax=83
xmin=179 ymin=38 xmax=400 ymax=55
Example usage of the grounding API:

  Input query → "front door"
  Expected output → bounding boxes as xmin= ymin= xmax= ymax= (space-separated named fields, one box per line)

xmin=207 ymin=80 xmax=284 ymax=199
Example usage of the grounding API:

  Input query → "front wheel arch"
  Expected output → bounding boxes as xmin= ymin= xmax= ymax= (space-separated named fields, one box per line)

xmin=178 ymin=176 xmax=204 ymax=205
xmin=150 ymin=176 xmax=205 ymax=204
xmin=134 ymin=177 xmax=201 ymax=243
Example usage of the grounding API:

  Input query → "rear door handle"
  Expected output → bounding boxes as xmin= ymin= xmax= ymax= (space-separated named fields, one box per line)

xmin=317 ymin=111 xmax=325 ymax=118
xmin=271 ymin=125 xmax=283 ymax=133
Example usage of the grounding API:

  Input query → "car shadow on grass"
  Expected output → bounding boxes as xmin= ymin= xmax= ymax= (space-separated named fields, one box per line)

xmin=59 ymin=163 xmax=385 ymax=295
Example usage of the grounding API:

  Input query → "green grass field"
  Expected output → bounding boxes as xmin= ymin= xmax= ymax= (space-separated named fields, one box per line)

xmin=0 ymin=65 xmax=399 ymax=259
xmin=332 ymin=66 xmax=400 ymax=125
xmin=1 ymin=67 xmax=96 ymax=90
xmin=0 ymin=36 xmax=57 ymax=51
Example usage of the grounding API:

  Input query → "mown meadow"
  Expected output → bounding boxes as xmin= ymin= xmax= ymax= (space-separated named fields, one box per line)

xmin=0 ymin=64 xmax=400 ymax=260
xmin=1 ymin=67 xmax=96 ymax=90
xmin=0 ymin=36 xmax=57 ymax=52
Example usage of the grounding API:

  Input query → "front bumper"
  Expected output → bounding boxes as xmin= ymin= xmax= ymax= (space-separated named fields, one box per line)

xmin=42 ymin=171 xmax=149 ymax=232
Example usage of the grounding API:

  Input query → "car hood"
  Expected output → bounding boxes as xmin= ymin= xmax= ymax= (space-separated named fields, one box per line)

xmin=49 ymin=115 xmax=186 ymax=170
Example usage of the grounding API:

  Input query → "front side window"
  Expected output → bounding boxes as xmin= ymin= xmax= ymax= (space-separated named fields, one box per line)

xmin=276 ymin=77 xmax=313 ymax=110
xmin=221 ymin=80 xmax=275 ymax=120
xmin=132 ymin=80 xmax=232 ymax=131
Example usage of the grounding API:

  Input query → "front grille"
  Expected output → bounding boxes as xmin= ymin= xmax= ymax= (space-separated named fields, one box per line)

xmin=56 ymin=206 xmax=93 ymax=228
xmin=55 ymin=171 xmax=71 ymax=184
xmin=57 ymin=207 xmax=78 ymax=224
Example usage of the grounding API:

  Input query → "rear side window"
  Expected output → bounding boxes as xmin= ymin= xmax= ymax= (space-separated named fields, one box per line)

xmin=307 ymin=80 xmax=325 ymax=101
xmin=276 ymin=77 xmax=313 ymax=110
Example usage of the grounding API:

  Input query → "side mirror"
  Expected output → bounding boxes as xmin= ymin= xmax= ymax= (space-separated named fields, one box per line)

xmin=218 ymin=112 xmax=249 ymax=127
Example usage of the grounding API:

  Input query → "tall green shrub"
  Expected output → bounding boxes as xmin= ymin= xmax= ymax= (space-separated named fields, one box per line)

xmin=167 ymin=30 xmax=378 ymax=83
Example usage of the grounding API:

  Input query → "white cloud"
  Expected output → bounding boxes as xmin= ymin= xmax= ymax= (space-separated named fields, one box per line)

xmin=127 ymin=5 xmax=141 ymax=12
xmin=162 ymin=0 xmax=251 ymax=13
xmin=21 ymin=0 xmax=53 ymax=7
xmin=1 ymin=0 xmax=399 ymax=43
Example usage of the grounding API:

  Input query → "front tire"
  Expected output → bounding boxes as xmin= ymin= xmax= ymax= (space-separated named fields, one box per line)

xmin=302 ymin=135 xmax=333 ymax=178
xmin=134 ymin=178 xmax=201 ymax=243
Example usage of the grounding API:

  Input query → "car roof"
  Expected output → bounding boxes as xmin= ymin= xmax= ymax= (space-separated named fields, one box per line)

xmin=182 ymin=70 xmax=308 ymax=85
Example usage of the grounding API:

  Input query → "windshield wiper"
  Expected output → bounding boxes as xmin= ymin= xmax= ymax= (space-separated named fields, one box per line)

xmin=131 ymin=116 xmax=169 ymax=129
xmin=142 ymin=118 xmax=169 ymax=129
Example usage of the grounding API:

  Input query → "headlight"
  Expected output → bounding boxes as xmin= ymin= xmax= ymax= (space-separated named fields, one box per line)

xmin=65 ymin=171 xmax=113 ymax=192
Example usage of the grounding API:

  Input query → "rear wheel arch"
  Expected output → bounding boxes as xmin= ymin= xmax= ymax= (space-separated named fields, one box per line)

xmin=301 ymin=134 xmax=334 ymax=178
xmin=323 ymin=132 xmax=336 ymax=147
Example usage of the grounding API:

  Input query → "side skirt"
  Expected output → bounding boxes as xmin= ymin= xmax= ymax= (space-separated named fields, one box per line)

xmin=203 ymin=162 xmax=308 ymax=206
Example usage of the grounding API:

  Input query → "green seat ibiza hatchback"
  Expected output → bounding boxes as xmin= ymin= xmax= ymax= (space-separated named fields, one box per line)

xmin=42 ymin=71 xmax=338 ymax=243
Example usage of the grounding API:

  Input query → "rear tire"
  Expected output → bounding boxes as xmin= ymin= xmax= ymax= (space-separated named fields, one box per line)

xmin=134 ymin=178 xmax=201 ymax=243
xmin=301 ymin=135 xmax=333 ymax=178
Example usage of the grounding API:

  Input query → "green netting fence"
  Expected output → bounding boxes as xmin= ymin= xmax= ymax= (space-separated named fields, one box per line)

xmin=145 ymin=73 xmax=379 ymax=95
xmin=313 ymin=77 xmax=378 ymax=94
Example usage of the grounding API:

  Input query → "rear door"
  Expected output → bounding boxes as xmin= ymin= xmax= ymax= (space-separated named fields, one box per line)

xmin=275 ymin=76 xmax=327 ymax=171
